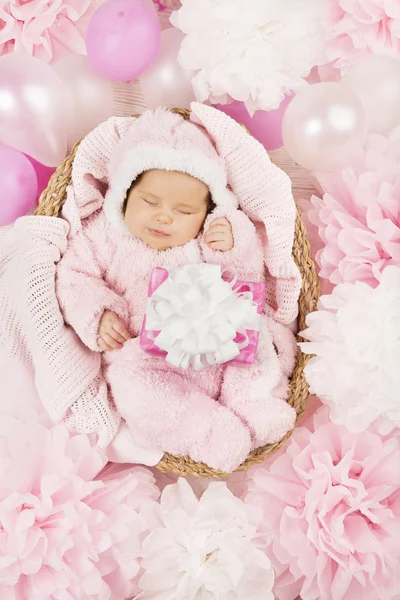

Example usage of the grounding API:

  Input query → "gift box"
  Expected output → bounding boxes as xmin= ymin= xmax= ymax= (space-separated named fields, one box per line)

xmin=140 ymin=264 xmax=266 ymax=370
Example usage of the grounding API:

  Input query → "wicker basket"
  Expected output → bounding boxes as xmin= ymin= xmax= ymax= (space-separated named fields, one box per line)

xmin=35 ymin=108 xmax=320 ymax=478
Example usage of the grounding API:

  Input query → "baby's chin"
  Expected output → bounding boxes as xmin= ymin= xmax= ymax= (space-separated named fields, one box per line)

xmin=142 ymin=233 xmax=192 ymax=251
xmin=126 ymin=223 xmax=198 ymax=251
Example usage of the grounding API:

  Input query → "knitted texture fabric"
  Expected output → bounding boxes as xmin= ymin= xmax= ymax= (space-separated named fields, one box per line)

xmin=0 ymin=217 xmax=120 ymax=448
xmin=191 ymin=103 xmax=302 ymax=325
xmin=0 ymin=212 xmax=161 ymax=464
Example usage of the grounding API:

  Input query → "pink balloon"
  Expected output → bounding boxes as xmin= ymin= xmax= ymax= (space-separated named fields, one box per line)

xmin=215 ymin=95 xmax=294 ymax=151
xmin=282 ymin=82 xmax=367 ymax=172
xmin=0 ymin=144 xmax=38 ymax=226
xmin=0 ymin=54 xmax=68 ymax=167
xmin=26 ymin=156 xmax=56 ymax=204
xmin=53 ymin=54 xmax=114 ymax=149
xmin=140 ymin=28 xmax=195 ymax=109
xmin=86 ymin=0 xmax=161 ymax=82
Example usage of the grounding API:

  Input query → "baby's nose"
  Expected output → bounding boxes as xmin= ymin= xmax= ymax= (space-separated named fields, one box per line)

xmin=156 ymin=213 xmax=172 ymax=225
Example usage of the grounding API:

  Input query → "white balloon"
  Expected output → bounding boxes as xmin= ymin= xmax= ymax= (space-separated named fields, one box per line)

xmin=140 ymin=28 xmax=195 ymax=109
xmin=0 ymin=54 xmax=68 ymax=167
xmin=53 ymin=54 xmax=114 ymax=149
xmin=342 ymin=56 xmax=400 ymax=134
xmin=282 ymin=82 xmax=367 ymax=172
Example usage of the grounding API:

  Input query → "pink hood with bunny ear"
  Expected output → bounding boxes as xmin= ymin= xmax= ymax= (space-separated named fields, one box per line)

xmin=190 ymin=102 xmax=302 ymax=325
xmin=103 ymin=108 xmax=237 ymax=233
xmin=68 ymin=103 xmax=301 ymax=324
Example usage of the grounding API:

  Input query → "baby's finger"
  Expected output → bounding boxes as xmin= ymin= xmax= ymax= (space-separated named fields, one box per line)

xmin=98 ymin=337 xmax=112 ymax=352
xmin=112 ymin=320 xmax=131 ymax=341
xmin=204 ymin=225 xmax=228 ymax=236
xmin=101 ymin=332 xmax=123 ymax=350
xmin=209 ymin=217 xmax=229 ymax=228
xmin=109 ymin=328 xmax=127 ymax=344
xmin=206 ymin=225 xmax=230 ymax=237
xmin=205 ymin=231 xmax=228 ymax=244
xmin=208 ymin=240 xmax=228 ymax=251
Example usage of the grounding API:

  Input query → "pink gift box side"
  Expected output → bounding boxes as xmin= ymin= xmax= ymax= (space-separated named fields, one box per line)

xmin=140 ymin=268 xmax=168 ymax=357
xmin=140 ymin=267 xmax=266 ymax=366
xmin=228 ymin=280 xmax=265 ymax=366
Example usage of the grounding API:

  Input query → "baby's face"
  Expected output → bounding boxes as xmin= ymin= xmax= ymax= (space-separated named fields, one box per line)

xmin=124 ymin=169 xmax=209 ymax=250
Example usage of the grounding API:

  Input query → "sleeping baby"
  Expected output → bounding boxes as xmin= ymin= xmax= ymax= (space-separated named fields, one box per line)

xmin=56 ymin=105 xmax=300 ymax=472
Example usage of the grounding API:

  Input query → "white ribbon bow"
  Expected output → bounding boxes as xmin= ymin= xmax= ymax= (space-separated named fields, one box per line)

xmin=145 ymin=264 xmax=260 ymax=371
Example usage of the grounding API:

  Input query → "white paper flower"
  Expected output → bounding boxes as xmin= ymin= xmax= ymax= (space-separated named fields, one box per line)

xmin=300 ymin=266 xmax=400 ymax=434
xmin=170 ymin=0 xmax=328 ymax=115
xmin=136 ymin=478 xmax=274 ymax=599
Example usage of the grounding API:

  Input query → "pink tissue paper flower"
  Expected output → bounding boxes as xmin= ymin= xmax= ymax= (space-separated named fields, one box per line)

xmin=320 ymin=0 xmax=400 ymax=79
xmin=305 ymin=127 xmax=400 ymax=287
xmin=0 ymin=0 xmax=102 ymax=63
xmin=0 ymin=414 xmax=159 ymax=599
xmin=136 ymin=478 xmax=275 ymax=599
xmin=246 ymin=407 xmax=400 ymax=600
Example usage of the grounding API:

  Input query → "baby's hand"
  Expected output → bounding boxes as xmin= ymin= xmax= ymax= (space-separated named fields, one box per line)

xmin=98 ymin=310 xmax=130 ymax=351
xmin=203 ymin=218 xmax=234 ymax=252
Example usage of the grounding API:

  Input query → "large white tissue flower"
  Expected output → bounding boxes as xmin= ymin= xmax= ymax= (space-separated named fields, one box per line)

xmin=136 ymin=478 xmax=274 ymax=599
xmin=300 ymin=266 xmax=400 ymax=434
xmin=171 ymin=0 xmax=328 ymax=114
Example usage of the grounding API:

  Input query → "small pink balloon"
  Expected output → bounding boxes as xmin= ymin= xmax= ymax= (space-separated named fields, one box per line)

xmin=86 ymin=0 xmax=161 ymax=82
xmin=26 ymin=156 xmax=56 ymax=204
xmin=53 ymin=54 xmax=114 ymax=149
xmin=0 ymin=54 xmax=68 ymax=167
xmin=0 ymin=144 xmax=38 ymax=226
xmin=282 ymin=82 xmax=367 ymax=172
xmin=215 ymin=94 xmax=294 ymax=151
xmin=140 ymin=28 xmax=195 ymax=109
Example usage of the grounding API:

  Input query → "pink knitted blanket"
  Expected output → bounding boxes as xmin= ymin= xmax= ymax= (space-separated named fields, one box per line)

xmin=0 ymin=213 xmax=163 ymax=465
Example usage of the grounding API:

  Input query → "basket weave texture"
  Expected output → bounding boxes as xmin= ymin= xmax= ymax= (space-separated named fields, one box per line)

xmin=35 ymin=108 xmax=320 ymax=478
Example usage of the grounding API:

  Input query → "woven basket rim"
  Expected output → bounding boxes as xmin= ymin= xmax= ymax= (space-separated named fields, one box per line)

xmin=35 ymin=107 xmax=320 ymax=478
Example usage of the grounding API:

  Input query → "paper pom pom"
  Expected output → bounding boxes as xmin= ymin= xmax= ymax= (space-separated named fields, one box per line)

xmin=320 ymin=0 xmax=400 ymax=79
xmin=246 ymin=407 xmax=400 ymax=600
xmin=170 ymin=0 xmax=327 ymax=115
xmin=300 ymin=266 xmax=400 ymax=434
xmin=0 ymin=0 xmax=102 ymax=63
xmin=0 ymin=415 xmax=159 ymax=599
xmin=306 ymin=128 xmax=400 ymax=287
xmin=136 ymin=478 xmax=275 ymax=599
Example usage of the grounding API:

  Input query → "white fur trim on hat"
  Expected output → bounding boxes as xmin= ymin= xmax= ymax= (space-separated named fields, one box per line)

xmin=103 ymin=145 xmax=237 ymax=233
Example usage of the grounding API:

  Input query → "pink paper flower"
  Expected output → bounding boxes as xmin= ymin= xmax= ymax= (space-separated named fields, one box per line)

xmin=0 ymin=415 xmax=159 ymax=599
xmin=136 ymin=478 xmax=275 ymax=599
xmin=246 ymin=407 xmax=400 ymax=600
xmin=0 ymin=0 xmax=102 ymax=63
xmin=305 ymin=127 xmax=400 ymax=287
xmin=320 ymin=0 xmax=400 ymax=79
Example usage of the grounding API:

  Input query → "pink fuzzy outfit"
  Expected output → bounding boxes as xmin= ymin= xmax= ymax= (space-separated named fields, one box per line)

xmin=54 ymin=102 xmax=301 ymax=472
